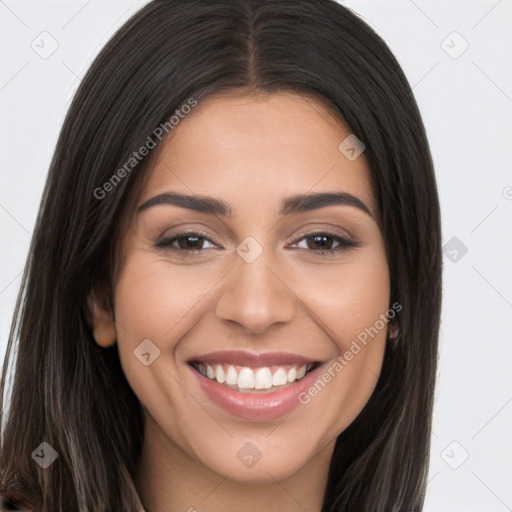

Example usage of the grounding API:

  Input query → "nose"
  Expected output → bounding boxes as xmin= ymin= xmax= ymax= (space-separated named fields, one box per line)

xmin=215 ymin=252 xmax=298 ymax=335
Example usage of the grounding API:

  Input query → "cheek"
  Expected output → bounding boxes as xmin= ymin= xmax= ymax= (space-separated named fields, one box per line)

xmin=110 ymin=255 xmax=221 ymax=441
xmin=288 ymin=250 xmax=390 ymax=431
xmin=290 ymin=249 xmax=390 ymax=344
xmin=114 ymin=255 xmax=215 ymax=340
xmin=111 ymin=254 xmax=216 ymax=395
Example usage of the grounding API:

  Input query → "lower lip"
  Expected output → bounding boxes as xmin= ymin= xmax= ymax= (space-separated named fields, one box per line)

xmin=190 ymin=364 xmax=324 ymax=421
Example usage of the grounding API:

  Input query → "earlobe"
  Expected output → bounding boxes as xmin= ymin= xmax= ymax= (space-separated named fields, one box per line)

xmin=388 ymin=318 xmax=399 ymax=340
xmin=87 ymin=289 xmax=117 ymax=348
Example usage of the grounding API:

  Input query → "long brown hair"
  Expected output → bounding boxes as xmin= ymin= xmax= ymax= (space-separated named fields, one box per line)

xmin=0 ymin=1 xmax=442 ymax=510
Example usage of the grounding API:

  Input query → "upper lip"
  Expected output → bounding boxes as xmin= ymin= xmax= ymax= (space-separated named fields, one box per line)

xmin=188 ymin=350 xmax=319 ymax=367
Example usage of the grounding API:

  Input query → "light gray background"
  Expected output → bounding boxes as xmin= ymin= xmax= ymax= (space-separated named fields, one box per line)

xmin=1 ymin=1 xmax=511 ymax=511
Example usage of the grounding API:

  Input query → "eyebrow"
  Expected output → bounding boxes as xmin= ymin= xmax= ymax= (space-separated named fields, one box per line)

xmin=138 ymin=191 xmax=374 ymax=218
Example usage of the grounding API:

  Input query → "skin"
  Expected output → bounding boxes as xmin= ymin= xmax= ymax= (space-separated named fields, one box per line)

xmin=91 ymin=91 xmax=391 ymax=512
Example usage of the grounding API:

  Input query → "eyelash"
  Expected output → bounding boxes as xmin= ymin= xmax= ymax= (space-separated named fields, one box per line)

xmin=155 ymin=230 xmax=360 ymax=256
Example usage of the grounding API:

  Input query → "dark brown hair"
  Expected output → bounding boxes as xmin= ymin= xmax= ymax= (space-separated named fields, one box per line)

xmin=0 ymin=1 xmax=442 ymax=510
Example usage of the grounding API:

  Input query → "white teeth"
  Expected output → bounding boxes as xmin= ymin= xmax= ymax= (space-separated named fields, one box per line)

xmin=195 ymin=361 xmax=315 ymax=390
xmin=287 ymin=366 xmax=297 ymax=383
xmin=272 ymin=367 xmax=288 ymax=386
xmin=296 ymin=364 xmax=307 ymax=379
xmin=215 ymin=364 xmax=225 ymax=383
xmin=238 ymin=367 xmax=255 ymax=389
xmin=254 ymin=367 xmax=272 ymax=389
xmin=225 ymin=365 xmax=238 ymax=385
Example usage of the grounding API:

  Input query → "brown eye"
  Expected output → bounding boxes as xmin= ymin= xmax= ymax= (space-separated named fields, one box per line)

xmin=306 ymin=234 xmax=335 ymax=250
xmin=293 ymin=232 xmax=358 ymax=254
xmin=176 ymin=235 xmax=205 ymax=250
xmin=155 ymin=232 xmax=217 ymax=252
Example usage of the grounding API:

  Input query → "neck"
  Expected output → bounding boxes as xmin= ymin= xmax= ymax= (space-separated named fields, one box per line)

xmin=134 ymin=412 xmax=334 ymax=512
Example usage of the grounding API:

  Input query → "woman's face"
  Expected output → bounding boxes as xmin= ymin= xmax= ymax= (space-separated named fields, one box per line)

xmin=97 ymin=91 xmax=390 ymax=482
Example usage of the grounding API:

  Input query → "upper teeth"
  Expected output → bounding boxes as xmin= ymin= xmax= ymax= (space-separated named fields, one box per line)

xmin=194 ymin=362 xmax=312 ymax=390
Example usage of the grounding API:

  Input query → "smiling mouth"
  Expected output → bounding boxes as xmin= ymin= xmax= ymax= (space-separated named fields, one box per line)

xmin=189 ymin=361 xmax=320 ymax=393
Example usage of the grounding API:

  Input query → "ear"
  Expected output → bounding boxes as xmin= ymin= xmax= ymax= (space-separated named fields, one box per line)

xmin=388 ymin=317 xmax=399 ymax=341
xmin=87 ymin=287 xmax=117 ymax=348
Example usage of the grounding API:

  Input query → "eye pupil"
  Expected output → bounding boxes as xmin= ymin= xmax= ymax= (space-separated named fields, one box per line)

xmin=308 ymin=235 xmax=333 ymax=250
xmin=178 ymin=235 xmax=203 ymax=250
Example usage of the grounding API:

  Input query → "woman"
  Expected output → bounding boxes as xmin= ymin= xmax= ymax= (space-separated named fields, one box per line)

xmin=0 ymin=0 xmax=442 ymax=510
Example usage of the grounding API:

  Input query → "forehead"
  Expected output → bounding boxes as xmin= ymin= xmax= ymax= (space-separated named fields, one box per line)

xmin=141 ymin=91 xmax=375 ymax=216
